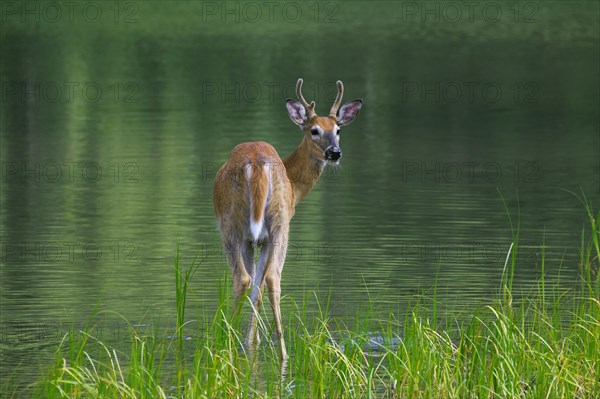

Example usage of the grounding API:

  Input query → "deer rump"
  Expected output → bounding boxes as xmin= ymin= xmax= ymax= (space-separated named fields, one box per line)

xmin=214 ymin=141 xmax=291 ymax=246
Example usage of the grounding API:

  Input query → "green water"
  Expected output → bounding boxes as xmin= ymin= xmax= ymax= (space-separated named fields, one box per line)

xmin=1 ymin=0 xmax=598 ymax=385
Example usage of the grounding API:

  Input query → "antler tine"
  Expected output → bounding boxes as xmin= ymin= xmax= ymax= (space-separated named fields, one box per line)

xmin=296 ymin=78 xmax=316 ymax=118
xmin=329 ymin=80 xmax=344 ymax=118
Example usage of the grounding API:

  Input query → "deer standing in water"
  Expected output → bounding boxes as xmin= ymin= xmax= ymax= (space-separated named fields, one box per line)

xmin=213 ymin=78 xmax=363 ymax=359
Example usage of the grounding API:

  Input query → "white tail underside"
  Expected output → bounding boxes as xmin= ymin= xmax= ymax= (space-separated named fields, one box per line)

xmin=245 ymin=163 xmax=270 ymax=242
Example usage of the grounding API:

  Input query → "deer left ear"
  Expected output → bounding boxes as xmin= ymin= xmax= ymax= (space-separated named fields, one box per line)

xmin=336 ymin=100 xmax=363 ymax=126
xmin=286 ymin=99 xmax=308 ymax=127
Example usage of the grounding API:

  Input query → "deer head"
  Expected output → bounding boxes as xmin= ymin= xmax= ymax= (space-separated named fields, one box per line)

xmin=286 ymin=78 xmax=363 ymax=164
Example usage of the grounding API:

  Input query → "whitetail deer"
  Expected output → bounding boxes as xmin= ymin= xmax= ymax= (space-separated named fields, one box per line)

xmin=213 ymin=78 xmax=362 ymax=359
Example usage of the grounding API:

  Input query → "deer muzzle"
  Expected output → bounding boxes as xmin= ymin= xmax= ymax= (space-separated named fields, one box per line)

xmin=324 ymin=146 xmax=342 ymax=162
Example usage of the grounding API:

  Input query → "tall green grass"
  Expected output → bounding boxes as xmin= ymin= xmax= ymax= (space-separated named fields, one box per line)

xmin=10 ymin=199 xmax=600 ymax=398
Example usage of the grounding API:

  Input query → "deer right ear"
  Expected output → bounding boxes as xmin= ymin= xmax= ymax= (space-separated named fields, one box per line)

xmin=337 ymin=100 xmax=363 ymax=126
xmin=286 ymin=99 xmax=307 ymax=127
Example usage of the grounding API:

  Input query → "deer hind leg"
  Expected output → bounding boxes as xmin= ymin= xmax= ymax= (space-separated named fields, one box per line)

xmin=246 ymin=242 xmax=270 ymax=348
xmin=265 ymin=236 xmax=288 ymax=360
xmin=225 ymin=240 xmax=252 ymax=307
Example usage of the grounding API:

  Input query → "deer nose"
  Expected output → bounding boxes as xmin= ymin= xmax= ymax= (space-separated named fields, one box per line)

xmin=325 ymin=146 xmax=342 ymax=161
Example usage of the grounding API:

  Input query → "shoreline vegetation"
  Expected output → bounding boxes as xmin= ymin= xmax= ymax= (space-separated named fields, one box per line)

xmin=5 ymin=193 xmax=599 ymax=398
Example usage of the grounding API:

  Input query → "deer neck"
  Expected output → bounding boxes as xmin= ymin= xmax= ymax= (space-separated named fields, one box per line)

xmin=283 ymin=136 xmax=326 ymax=207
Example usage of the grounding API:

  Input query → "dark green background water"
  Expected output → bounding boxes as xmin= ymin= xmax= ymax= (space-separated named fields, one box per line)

xmin=1 ymin=0 xmax=598 ymax=383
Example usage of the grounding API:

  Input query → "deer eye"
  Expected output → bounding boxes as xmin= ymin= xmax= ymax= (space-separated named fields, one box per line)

xmin=311 ymin=128 xmax=320 ymax=136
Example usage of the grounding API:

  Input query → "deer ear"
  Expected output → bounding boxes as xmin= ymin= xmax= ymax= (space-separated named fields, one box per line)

xmin=286 ymin=99 xmax=307 ymax=127
xmin=337 ymin=100 xmax=363 ymax=126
